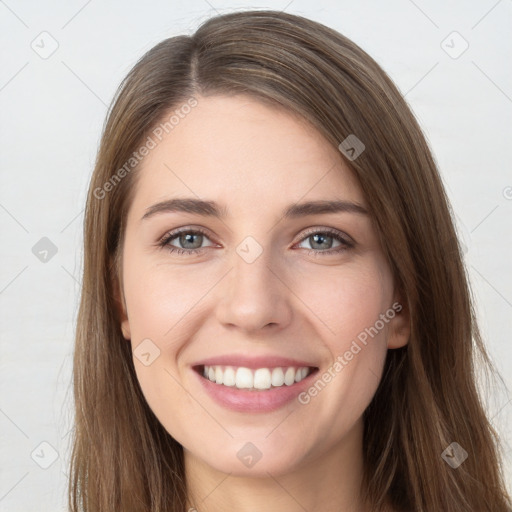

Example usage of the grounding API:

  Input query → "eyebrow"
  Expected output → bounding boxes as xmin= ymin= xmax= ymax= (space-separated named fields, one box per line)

xmin=141 ymin=197 xmax=368 ymax=222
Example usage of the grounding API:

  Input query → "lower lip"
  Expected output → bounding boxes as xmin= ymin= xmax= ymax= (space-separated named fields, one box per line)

xmin=193 ymin=368 xmax=318 ymax=413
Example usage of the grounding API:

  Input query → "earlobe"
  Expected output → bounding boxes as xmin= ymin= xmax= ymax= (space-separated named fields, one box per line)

xmin=387 ymin=296 xmax=411 ymax=349
xmin=112 ymin=276 xmax=131 ymax=340
xmin=120 ymin=314 xmax=131 ymax=341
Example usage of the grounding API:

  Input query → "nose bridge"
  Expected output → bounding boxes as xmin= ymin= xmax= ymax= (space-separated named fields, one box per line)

xmin=215 ymin=236 xmax=292 ymax=331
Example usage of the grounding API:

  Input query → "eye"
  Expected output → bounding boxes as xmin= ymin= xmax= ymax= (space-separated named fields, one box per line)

xmin=157 ymin=226 xmax=354 ymax=257
xmin=158 ymin=227 xmax=215 ymax=256
xmin=295 ymin=228 xmax=354 ymax=256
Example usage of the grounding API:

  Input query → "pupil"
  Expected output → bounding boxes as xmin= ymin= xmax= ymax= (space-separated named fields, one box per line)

xmin=182 ymin=233 xmax=201 ymax=248
xmin=312 ymin=233 xmax=331 ymax=249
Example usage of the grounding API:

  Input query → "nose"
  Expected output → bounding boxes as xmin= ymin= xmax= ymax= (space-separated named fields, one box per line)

xmin=214 ymin=247 xmax=293 ymax=334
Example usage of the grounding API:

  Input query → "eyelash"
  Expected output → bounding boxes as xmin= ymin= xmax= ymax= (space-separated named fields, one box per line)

xmin=157 ymin=227 xmax=354 ymax=257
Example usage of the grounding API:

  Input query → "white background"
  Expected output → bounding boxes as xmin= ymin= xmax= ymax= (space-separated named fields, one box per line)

xmin=0 ymin=0 xmax=511 ymax=510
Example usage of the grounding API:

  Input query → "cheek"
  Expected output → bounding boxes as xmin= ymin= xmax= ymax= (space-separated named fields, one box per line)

xmin=292 ymin=259 xmax=392 ymax=407
xmin=292 ymin=259 xmax=392 ymax=349
xmin=122 ymin=255 xmax=214 ymax=344
xmin=122 ymin=256 xmax=204 ymax=438
xmin=295 ymin=260 xmax=392 ymax=409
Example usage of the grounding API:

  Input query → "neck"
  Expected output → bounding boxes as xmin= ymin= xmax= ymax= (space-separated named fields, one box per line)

xmin=184 ymin=418 xmax=372 ymax=512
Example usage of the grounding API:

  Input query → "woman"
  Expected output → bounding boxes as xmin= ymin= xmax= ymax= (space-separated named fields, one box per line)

xmin=68 ymin=9 xmax=512 ymax=511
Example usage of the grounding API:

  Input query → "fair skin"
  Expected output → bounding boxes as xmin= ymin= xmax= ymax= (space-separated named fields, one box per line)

xmin=116 ymin=94 xmax=410 ymax=512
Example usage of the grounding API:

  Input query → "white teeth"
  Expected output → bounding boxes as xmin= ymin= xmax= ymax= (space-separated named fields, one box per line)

xmin=223 ymin=366 xmax=236 ymax=386
xmin=235 ymin=367 xmax=253 ymax=389
xmin=284 ymin=367 xmax=296 ymax=386
xmin=253 ymin=368 xmax=272 ymax=390
xmin=202 ymin=365 xmax=312 ymax=390
xmin=271 ymin=367 xmax=285 ymax=387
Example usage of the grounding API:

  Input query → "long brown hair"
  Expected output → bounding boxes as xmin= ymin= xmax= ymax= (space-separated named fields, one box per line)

xmin=68 ymin=9 xmax=512 ymax=511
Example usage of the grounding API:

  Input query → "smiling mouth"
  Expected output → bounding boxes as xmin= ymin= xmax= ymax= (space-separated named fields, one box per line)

xmin=194 ymin=364 xmax=319 ymax=391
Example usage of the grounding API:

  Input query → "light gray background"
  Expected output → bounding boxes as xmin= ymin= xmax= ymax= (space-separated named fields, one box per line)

xmin=1 ymin=1 xmax=511 ymax=510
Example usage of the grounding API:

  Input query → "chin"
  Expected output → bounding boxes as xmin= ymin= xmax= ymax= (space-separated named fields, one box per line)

xmin=209 ymin=454 xmax=302 ymax=477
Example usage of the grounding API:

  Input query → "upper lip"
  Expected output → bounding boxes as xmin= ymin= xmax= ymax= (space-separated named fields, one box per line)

xmin=192 ymin=355 xmax=319 ymax=370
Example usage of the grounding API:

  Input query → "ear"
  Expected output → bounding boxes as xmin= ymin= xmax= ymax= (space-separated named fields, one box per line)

xmin=112 ymin=274 xmax=131 ymax=340
xmin=387 ymin=290 xmax=410 ymax=349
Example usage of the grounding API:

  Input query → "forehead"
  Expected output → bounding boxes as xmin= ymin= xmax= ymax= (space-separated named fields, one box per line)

xmin=129 ymin=94 xmax=366 ymax=219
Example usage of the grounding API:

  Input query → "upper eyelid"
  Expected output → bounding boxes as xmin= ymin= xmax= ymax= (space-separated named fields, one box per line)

xmin=298 ymin=226 xmax=353 ymax=244
xmin=159 ymin=226 xmax=216 ymax=245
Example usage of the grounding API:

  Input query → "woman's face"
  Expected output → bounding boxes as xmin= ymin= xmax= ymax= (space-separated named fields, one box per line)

xmin=117 ymin=94 xmax=409 ymax=476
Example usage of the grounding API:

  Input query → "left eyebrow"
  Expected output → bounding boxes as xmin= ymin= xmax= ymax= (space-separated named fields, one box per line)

xmin=140 ymin=197 xmax=369 ymax=222
xmin=283 ymin=199 xmax=368 ymax=218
